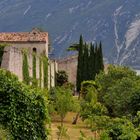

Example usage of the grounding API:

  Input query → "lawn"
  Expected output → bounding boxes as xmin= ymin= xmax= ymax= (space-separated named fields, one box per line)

xmin=49 ymin=112 xmax=97 ymax=140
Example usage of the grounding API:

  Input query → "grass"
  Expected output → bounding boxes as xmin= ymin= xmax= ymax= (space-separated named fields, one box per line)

xmin=49 ymin=112 xmax=98 ymax=140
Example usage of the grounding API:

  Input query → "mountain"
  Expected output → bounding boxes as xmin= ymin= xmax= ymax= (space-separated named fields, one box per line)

xmin=0 ymin=0 xmax=140 ymax=69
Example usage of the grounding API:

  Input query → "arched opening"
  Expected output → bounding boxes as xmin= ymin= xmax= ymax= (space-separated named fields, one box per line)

xmin=33 ymin=48 xmax=37 ymax=53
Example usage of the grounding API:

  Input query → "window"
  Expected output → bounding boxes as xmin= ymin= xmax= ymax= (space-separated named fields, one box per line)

xmin=33 ymin=48 xmax=37 ymax=53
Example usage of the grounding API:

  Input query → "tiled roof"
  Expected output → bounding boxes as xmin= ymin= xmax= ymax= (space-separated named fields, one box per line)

xmin=0 ymin=29 xmax=48 ymax=42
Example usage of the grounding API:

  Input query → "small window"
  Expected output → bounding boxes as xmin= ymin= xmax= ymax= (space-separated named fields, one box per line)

xmin=33 ymin=48 xmax=37 ymax=53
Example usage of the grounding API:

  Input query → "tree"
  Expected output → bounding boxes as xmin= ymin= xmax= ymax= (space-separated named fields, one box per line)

xmin=80 ymin=86 xmax=107 ymax=122
xmin=68 ymin=36 xmax=104 ymax=92
xmin=100 ymin=117 xmax=139 ymax=140
xmin=98 ymin=42 xmax=104 ymax=71
xmin=54 ymin=87 xmax=74 ymax=126
xmin=82 ymin=44 xmax=89 ymax=81
xmin=96 ymin=65 xmax=140 ymax=117
xmin=56 ymin=70 xmax=68 ymax=86
xmin=77 ymin=35 xmax=84 ymax=92
xmin=89 ymin=43 xmax=95 ymax=80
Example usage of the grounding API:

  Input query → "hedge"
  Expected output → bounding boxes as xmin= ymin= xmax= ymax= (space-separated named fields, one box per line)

xmin=0 ymin=69 xmax=49 ymax=140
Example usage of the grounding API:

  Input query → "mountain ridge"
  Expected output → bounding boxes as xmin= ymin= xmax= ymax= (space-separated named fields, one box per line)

xmin=0 ymin=0 xmax=140 ymax=68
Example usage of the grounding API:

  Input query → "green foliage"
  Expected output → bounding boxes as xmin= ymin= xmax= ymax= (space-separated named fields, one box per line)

xmin=56 ymin=70 xmax=68 ymax=86
xmin=85 ymin=115 xmax=140 ymax=140
xmin=100 ymin=131 xmax=111 ymax=140
xmin=0 ymin=125 xmax=13 ymax=140
xmin=70 ymin=36 xmax=104 ymax=92
xmin=43 ymin=55 xmax=48 ymax=88
xmin=81 ymin=81 xmax=97 ymax=98
xmin=0 ymin=69 xmax=49 ymax=140
xmin=39 ymin=56 xmax=43 ymax=88
xmin=80 ymin=87 xmax=107 ymax=122
xmin=94 ymin=42 xmax=104 ymax=75
xmin=0 ymin=44 xmax=6 ymax=67
xmin=48 ymin=86 xmax=75 ymax=125
xmin=101 ymin=117 xmax=139 ymax=140
xmin=89 ymin=43 xmax=95 ymax=80
xmin=82 ymin=44 xmax=89 ymax=81
xmin=57 ymin=125 xmax=70 ymax=140
xmin=32 ymin=53 xmax=37 ymax=86
xmin=77 ymin=35 xmax=84 ymax=92
xmin=22 ymin=50 xmax=30 ymax=84
xmin=55 ymin=87 xmax=74 ymax=125
xmin=130 ymin=92 xmax=140 ymax=116
xmin=96 ymin=65 xmax=140 ymax=117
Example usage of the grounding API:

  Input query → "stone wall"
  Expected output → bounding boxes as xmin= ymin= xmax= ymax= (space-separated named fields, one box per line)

xmin=57 ymin=55 xmax=78 ymax=85
xmin=1 ymin=42 xmax=57 ymax=88
xmin=57 ymin=55 xmax=108 ymax=85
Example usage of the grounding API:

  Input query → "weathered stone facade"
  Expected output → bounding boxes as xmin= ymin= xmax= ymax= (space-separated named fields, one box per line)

xmin=57 ymin=55 xmax=77 ymax=85
xmin=57 ymin=55 xmax=108 ymax=85
xmin=0 ymin=29 xmax=57 ymax=88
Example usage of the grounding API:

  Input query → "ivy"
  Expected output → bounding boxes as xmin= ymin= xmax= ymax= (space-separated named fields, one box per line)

xmin=0 ymin=69 xmax=49 ymax=140
xmin=43 ymin=55 xmax=48 ymax=88
xmin=32 ymin=53 xmax=37 ymax=87
xmin=22 ymin=50 xmax=30 ymax=84
xmin=0 ymin=44 xmax=6 ymax=67
xmin=22 ymin=50 xmax=48 ymax=88
xmin=39 ymin=56 xmax=42 ymax=88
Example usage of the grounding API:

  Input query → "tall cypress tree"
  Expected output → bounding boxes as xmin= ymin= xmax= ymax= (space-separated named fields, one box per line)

xmin=98 ymin=41 xmax=104 ymax=71
xmin=76 ymin=35 xmax=84 ymax=92
xmin=74 ymin=37 xmax=104 ymax=91
xmin=89 ymin=43 xmax=96 ymax=80
xmin=94 ymin=43 xmax=100 ymax=75
xmin=82 ymin=43 xmax=89 ymax=81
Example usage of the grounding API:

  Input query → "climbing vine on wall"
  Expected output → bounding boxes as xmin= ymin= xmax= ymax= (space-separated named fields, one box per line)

xmin=32 ymin=53 xmax=36 ymax=79
xmin=22 ymin=50 xmax=30 ymax=84
xmin=22 ymin=49 xmax=48 ymax=88
xmin=39 ymin=56 xmax=42 ymax=88
xmin=0 ymin=44 xmax=6 ymax=67
xmin=43 ymin=55 xmax=48 ymax=88
xmin=32 ymin=53 xmax=38 ymax=86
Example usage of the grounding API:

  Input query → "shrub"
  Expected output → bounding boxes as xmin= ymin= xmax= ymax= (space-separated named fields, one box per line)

xmin=0 ymin=69 xmax=49 ymax=140
xmin=56 ymin=70 xmax=68 ymax=86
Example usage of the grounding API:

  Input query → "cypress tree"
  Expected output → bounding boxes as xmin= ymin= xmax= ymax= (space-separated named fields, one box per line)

xmin=76 ymin=35 xmax=84 ymax=92
xmin=98 ymin=41 xmax=104 ymax=71
xmin=76 ymin=37 xmax=104 ymax=91
xmin=94 ymin=42 xmax=104 ymax=76
xmin=82 ymin=43 xmax=89 ymax=81
xmin=94 ymin=43 xmax=99 ymax=75
xmin=89 ymin=43 xmax=96 ymax=80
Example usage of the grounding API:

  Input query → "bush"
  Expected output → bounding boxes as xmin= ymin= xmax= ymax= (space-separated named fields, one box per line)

xmin=56 ymin=70 xmax=68 ymax=86
xmin=0 ymin=69 xmax=49 ymax=140
xmin=100 ymin=117 xmax=139 ymax=140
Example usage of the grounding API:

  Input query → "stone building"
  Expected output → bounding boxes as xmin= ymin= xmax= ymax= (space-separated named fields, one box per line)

xmin=0 ymin=28 xmax=57 ymax=88
xmin=57 ymin=55 xmax=78 ymax=85
xmin=57 ymin=55 xmax=108 ymax=85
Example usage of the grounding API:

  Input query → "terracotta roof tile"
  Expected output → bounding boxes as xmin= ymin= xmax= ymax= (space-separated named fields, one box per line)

xmin=0 ymin=29 xmax=48 ymax=42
